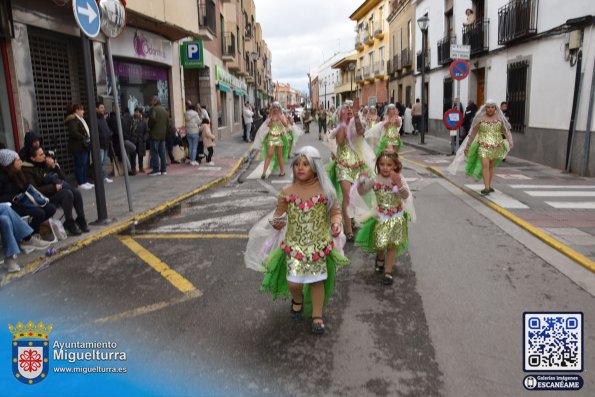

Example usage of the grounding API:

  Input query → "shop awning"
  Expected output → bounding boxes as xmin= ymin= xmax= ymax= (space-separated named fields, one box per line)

xmin=217 ymin=83 xmax=231 ymax=93
xmin=234 ymin=90 xmax=246 ymax=97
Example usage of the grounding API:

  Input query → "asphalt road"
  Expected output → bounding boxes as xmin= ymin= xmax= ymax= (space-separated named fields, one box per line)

xmin=2 ymin=125 xmax=595 ymax=397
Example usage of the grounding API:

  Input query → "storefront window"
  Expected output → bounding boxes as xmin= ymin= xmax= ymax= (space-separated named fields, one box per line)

xmin=112 ymin=60 xmax=170 ymax=115
xmin=218 ymin=90 xmax=226 ymax=127
xmin=0 ymin=44 xmax=14 ymax=148
xmin=233 ymin=94 xmax=240 ymax=124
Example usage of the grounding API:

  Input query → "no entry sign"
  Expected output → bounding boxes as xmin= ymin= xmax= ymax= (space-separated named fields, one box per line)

xmin=443 ymin=109 xmax=464 ymax=130
xmin=450 ymin=59 xmax=470 ymax=81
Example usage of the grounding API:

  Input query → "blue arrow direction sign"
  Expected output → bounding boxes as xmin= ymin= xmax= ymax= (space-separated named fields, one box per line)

xmin=73 ymin=0 xmax=101 ymax=38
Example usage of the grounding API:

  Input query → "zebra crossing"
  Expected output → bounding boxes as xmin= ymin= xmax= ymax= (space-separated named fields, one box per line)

xmin=464 ymin=183 xmax=595 ymax=209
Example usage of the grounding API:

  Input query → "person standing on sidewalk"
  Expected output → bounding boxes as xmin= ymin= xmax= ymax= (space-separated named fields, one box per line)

xmin=461 ymin=100 xmax=477 ymax=142
xmin=463 ymin=99 xmax=514 ymax=195
xmin=148 ymin=96 xmax=168 ymax=176
xmin=243 ymin=102 xmax=254 ymax=143
xmin=65 ymin=104 xmax=93 ymax=190
xmin=449 ymin=98 xmax=465 ymax=155
xmin=129 ymin=108 xmax=148 ymax=173
xmin=200 ymin=119 xmax=216 ymax=166
xmin=412 ymin=99 xmax=422 ymax=134
xmin=185 ymin=104 xmax=201 ymax=166
xmin=1 ymin=203 xmax=51 ymax=273
xmin=95 ymin=103 xmax=113 ymax=184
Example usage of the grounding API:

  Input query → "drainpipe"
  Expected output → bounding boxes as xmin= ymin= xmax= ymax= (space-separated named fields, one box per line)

xmin=565 ymin=49 xmax=583 ymax=172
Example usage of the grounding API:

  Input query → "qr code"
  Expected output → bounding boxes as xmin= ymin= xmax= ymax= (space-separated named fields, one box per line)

xmin=524 ymin=313 xmax=583 ymax=372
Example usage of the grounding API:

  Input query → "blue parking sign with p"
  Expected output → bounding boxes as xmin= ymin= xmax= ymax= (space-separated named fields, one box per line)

xmin=181 ymin=41 xmax=204 ymax=69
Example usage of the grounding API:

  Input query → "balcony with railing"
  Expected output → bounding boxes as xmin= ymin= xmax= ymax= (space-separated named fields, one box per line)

xmin=498 ymin=0 xmax=538 ymax=45
xmin=197 ymin=0 xmax=216 ymax=40
xmin=437 ymin=35 xmax=455 ymax=65
xmin=401 ymin=48 xmax=412 ymax=68
xmin=374 ymin=21 xmax=384 ymax=40
xmin=387 ymin=59 xmax=393 ymax=75
xmin=244 ymin=23 xmax=253 ymax=40
xmin=416 ymin=49 xmax=430 ymax=71
xmin=356 ymin=68 xmax=364 ymax=82
xmin=463 ymin=19 xmax=489 ymax=55
xmin=374 ymin=61 xmax=385 ymax=77
xmin=222 ymin=32 xmax=236 ymax=61
xmin=355 ymin=34 xmax=364 ymax=51
xmin=364 ymin=30 xmax=374 ymax=45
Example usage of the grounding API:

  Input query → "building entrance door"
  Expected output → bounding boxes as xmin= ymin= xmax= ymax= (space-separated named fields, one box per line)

xmin=476 ymin=68 xmax=485 ymax=107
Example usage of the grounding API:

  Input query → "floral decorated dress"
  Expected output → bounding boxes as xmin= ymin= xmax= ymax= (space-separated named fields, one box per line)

xmin=465 ymin=120 xmax=509 ymax=180
xmin=376 ymin=123 xmax=402 ymax=156
xmin=335 ymin=141 xmax=366 ymax=184
xmin=355 ymin=176 xmax=410 ymax=255
xmin=260 ymin=181 xmax=349 ymax=314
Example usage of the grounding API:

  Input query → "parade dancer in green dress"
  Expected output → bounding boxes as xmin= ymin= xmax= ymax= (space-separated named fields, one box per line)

xmin=354 ymin=151 xmax=413 ymax=285
xmin=463 ymin=99 xmax=514 ymax=195
xmin=251 ymin=102 xmax=290 ymax=178
xmin=248 ymin=146 xmax=349 ymax=335
xmin=365 ymin=104 xmax=403 ymax=156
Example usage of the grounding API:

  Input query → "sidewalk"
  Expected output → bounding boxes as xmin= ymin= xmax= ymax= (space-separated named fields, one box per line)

xmin=401 ymin=132 xmax=595 ymax=268
xmin=1 ymin=136 xmax=252 ymax=284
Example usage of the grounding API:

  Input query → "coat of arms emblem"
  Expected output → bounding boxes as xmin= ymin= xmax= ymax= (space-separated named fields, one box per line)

xmin=9 ymin=321 xmax=52 ymax=385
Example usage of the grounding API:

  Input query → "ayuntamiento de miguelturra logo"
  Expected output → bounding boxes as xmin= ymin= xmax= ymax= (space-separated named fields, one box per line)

xmin=9 ymin=321 xmax=52 ymax=385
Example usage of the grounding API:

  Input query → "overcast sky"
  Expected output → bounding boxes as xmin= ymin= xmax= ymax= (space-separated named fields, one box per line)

xmin=253 ymin=0 xmax=362 ymax=93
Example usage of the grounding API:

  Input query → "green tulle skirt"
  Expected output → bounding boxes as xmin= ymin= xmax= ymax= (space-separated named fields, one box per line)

xmin=355 ymin=216 xmax=409 ymax=255
xmin=259 ymin=247 xmax=349 ymax=317
xmin=261 ymin=133 xmax=290 ymax=172
xmin=325 ymin=161 xmax=342 ymax=202
xmin=465 ymin=140 xmax=505 ymax=181
xmin=375 ymin=135 xmax=402 ymax=157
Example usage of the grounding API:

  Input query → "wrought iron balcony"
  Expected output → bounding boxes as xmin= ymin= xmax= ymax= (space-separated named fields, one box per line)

xmin=416 ymin=49 xmax=430 ymax=71
xmin=197 ymin=0 xmax=216 ymax=37
xmin=356 ymin=68 xmax=364 ymax=82
xmin=498 ymin=0 xmax=538 ymax=45
xmin=355 ymin=35 xmax=364 ymax=51
xmin=401 ymin=48 xmax=412 ymax=68
xmin=374 ymin=61 xmax=385 ymax=77
xmin=463 ymin=19 xmax=490 ymax=55
xmin=437 ymin=35 xmax=455 ymax=65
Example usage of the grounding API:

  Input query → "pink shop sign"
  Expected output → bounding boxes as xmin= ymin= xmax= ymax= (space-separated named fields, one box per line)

xmin=110 ymin=29 xmax=173 ymax=66
xmin=114 ymin=61 xmax=168 ymax=81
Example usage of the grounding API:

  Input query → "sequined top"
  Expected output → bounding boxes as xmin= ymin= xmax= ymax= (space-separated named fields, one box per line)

xmin=268 ymin=121 xmax=286 ymax=138
xmin=374 ymin=183 xmax=402 ymax=213
xmin=477 ymin=120 xmax=504 ymax=148
xmin=336 ymin=141 xmax=364 ymax=168
xmin=383 ymin=124 xmax=400 ymax=142
xmin=282 ymin=194 xmax=333 ymax=260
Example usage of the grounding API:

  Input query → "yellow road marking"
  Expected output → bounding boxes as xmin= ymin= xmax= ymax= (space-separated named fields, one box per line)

xmin=424 ymin=165 xmax=595 ymax=273
xmin=117 ymin=236 xmax=198 ymax=293
xmin=0 ymin=155 xmax=247 ymax=287
xmin=94 ymin=290 xmax=202 ymax=324
xmin=399 ymin=149 xmax=416 ymax=155
xmin=134 ymin=233 xmax=249 ymax=239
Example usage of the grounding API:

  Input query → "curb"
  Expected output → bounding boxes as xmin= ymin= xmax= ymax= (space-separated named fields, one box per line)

xmin=402 ymin=154 xmax=595 ymax=273
xmin=1 ymin=154 xmax=249 ymax=287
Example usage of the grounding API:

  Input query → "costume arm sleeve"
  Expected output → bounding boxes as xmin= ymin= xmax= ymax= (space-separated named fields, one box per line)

xmin=357 ymin=176 xmax=374 ymax=195
xmin=465 ymin=124 xmax=479 ymax=149
xmin=274 ymin=191 xmax=288 ymax=217
xmin=396 ymin=182 xmax=410 ymax=199
xmin=329 ymin=201 xmax=342 ymax=226
xmin=335 ymin=126 xmax=346 ymax=145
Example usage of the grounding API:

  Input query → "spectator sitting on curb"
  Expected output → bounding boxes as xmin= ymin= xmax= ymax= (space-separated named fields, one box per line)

xmin=22 ymin=147 xmax=89 ymax=236
xmin=1 ymin=203 xmax=51 ymax=273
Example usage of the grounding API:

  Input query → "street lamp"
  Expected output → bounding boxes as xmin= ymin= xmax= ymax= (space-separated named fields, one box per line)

xmin=348 ymin=62 xmax=355 ymax=102
xmin=417 ymin=14 xmax=429 ymax=144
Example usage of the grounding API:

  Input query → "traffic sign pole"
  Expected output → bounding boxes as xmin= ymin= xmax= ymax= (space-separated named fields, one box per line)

xmin=81 ymin=33 xmax=108 ymax=223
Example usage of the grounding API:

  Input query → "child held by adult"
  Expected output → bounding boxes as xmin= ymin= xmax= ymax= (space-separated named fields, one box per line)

xmin=250 ymin=146 xmax=349 ymax=334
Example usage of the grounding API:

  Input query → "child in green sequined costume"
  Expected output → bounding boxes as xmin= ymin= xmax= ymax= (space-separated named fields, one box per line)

xmin=365 ymin=104 xmax=403 ymax=156
xmin=354 ymin=151 xmax=410 ymax=285
xmin=259 ymin=146 xmax=348 ymax=334
xmin=463 ymin=99 xmax=514 ymax=195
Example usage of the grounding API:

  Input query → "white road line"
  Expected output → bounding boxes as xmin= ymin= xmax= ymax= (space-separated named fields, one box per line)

xmin=525 ymin=191 xmax=595 ymax=197
xmin=246 ymin=162 xmax=267 ymax=179
xmin=496 ymin=174 xmax=532 ymax=180
xmin=545 ymin=202 xmax=595 ymax=209
xmin=271 ymin=180 xmax=293 ymax=184
xmin=510 ymin=185 xmax=595 ymax=189
xmin=465 ymin=184 xmax=529 ymax=209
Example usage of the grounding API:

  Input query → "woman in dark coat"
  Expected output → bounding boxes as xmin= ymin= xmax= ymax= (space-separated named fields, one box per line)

xmin=65 ymin=104 xmax=93 ymax=190
xmin=0 ymin=149 xmax=56 ymax=235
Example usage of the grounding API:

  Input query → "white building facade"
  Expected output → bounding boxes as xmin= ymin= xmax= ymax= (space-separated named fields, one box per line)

xmin=316 ymin=53 xmax=347 ymax=109
xmin=413 ymin=0 xmax=595 ymax=174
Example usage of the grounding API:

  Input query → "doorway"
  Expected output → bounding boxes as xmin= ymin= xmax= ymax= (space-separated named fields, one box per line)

xmin=475 ymin=68 xmax=485 ymax=107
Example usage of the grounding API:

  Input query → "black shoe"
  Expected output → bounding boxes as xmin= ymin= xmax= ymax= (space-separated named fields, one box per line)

xmin=311 ymin=317 xmax=325 ymax=335
xmin=375 ymin=255 xmax=385 ymax=273
xmin=488 ymin=187 xmax=495 ymax=193
xmin=383 ymin=272 xmax=394 ymax=285
xmin=76 ymin=218 xmax=90 ymax=233
xmin=64 ymin=220 xmax=82 ymax=236
xmin=290 ymin=299 xmax=303 ymax=321
xmin=480 ymin=188 xmax=490 ymax=195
